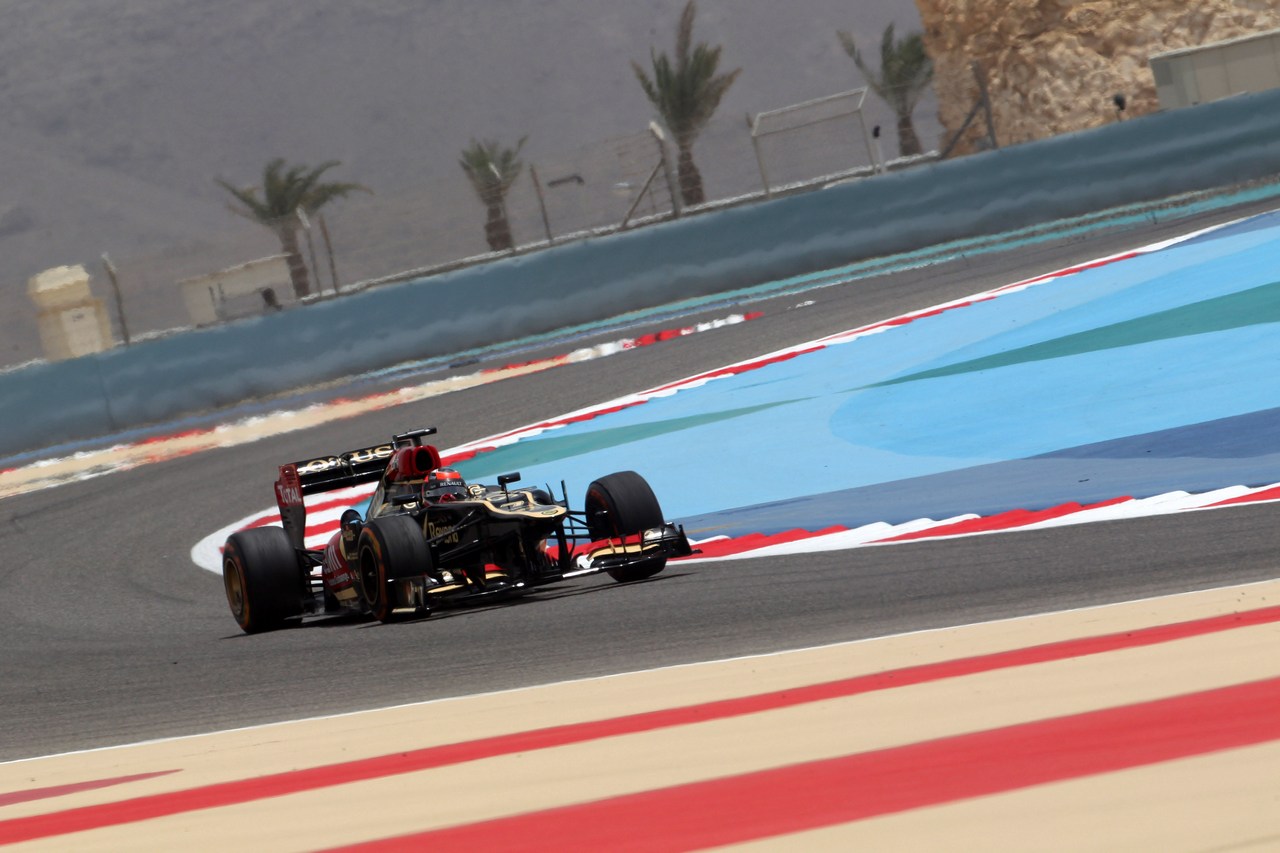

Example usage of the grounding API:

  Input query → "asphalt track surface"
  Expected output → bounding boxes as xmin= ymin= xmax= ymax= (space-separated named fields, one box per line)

xmin=3 ymin=200 xmax=1279 ymax=764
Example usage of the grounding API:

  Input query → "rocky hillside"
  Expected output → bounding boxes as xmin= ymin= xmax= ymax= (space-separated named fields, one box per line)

xmin=916 ymin=0 xmax=1280 ymax=152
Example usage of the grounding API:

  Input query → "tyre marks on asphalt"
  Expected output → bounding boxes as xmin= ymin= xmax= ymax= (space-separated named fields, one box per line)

xmin=0 ymin=770 xmax=177 ymax=809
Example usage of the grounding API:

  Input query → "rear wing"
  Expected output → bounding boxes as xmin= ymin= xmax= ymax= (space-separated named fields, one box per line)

xmin=274 ymin=428 xmax=437 ymax=552
xmin=291 ymin=442 xmax=398 ymax=494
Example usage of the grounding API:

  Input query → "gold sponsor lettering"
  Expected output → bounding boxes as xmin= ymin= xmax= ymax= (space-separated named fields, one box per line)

xmin=349 ymin=444 xmax=393 ymax=464
xmin=424 ymin=519 xmax=460 ymax=544
xmin=297 ymin=445 xmax=393 ymax=476
xmin=298 ymin=456 xmax=340 ymax=474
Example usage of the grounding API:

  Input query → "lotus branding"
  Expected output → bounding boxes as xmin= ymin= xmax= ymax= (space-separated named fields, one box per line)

xmin=297 ymin=445 xmax=394 ymax=475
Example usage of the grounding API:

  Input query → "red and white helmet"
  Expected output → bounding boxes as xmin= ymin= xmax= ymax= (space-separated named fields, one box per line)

xmin=424 ymin=468 xmax=466 ymax=501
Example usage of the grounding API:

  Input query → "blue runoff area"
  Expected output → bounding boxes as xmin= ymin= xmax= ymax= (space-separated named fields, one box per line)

xmin=449 ymin=209 xmax=1280 ymax=540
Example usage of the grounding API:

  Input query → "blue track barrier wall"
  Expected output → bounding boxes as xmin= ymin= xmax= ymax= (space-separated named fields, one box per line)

xmin=4 ymin=88 xmax=1280 ymax=458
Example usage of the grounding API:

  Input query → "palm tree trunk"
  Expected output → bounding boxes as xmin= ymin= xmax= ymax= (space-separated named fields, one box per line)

xmin=485 ymin=203 xmax=513 ymax=252
xmin=676 ymin=141 xmax=705 ymax=207
xmin=278 ymin=227 xmax=311 ymax=299
xmin=896 ymin=114 xmax=923 ymax=158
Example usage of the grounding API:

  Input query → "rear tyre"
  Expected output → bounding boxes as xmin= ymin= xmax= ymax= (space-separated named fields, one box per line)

xmin=223 ymin=527 xmax=304 ymax=634
xmin=358 ymin=515 xmax=430 ymax=623
xmin=584 ymin=471 xmax=667 ymax=583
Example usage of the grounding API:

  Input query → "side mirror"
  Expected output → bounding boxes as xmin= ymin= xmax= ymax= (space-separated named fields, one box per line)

xmin=498 ymin=473 xmax=521 ymax=488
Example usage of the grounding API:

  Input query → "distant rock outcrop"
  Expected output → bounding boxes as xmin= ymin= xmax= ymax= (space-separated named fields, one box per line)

xmin=914 ymin=0 xmax=1280 ymax=153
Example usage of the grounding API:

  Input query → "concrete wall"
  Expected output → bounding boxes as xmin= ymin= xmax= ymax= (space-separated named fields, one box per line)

xmin=3 ymin=87 xmax=1280 ymax=459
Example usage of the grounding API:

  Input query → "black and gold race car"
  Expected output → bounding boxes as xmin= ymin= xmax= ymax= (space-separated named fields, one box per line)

xmin=223 ymin=427 xmax=694 ymax=633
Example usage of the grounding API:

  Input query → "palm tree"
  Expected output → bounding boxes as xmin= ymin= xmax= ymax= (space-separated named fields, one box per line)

xmin=459 ymin=137 xmax=526 ymax=252
xmin=632 ymin=0 xmax=740 ymax=206
xmin=216 ymin=159 xmax=368 ymax=299
xmin=838 ymin=24 xmax=934 ymax=158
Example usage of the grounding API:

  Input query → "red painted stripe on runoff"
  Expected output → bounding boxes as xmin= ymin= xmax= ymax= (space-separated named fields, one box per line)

xmin=259 ymin=485 xmax=1276 ymax=567
xmin=243 ymin=489 xmax=372 ymax=531
xmin=874 ymin=497 xmax=1133 ymax=543
xmin=690 ymin=526 xmax=847 ymax=559
xmin=483 ymin=354 xmax=569 ymax=374
xmin=303 ymin=519 xmax=341 ymax=541
xmin=3 ymin=605 xmax=1278 ymax=845
xmin=0 ymin=771 xmax=178 ymax=808
xmin=988 ymin=251 xmax=1140 ymax=293
xmin=349 ymin=676 xmax=1280 ymax=851
xmin=139 ymin=429 xmax=203 ymax=445
xmin=1208 ymin=486 xmax=1280 ymax=507
xmin=646 ymin=347 xmax=823 ymax=395
xmin=483 ymin=312 xmax=764 ymax=374
xmin=681 ymin=497 xmax=1137 ymax=559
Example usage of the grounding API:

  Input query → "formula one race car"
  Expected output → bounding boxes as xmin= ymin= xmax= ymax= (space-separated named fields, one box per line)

xmin=222 ymin=427 xmax=695 ymax=633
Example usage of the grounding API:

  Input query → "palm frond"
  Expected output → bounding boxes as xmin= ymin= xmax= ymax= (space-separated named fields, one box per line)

xmin=839 ymin=24 xmax=933 ymax=116
xmin=216 ymin=158 xmax=369 ymax=228
xmin=675 ymin=1 xmax=695 ymax=74
xmin=459 ymin=137 xmax=527 ymax=205
xmin=633 ymin=0 xmax=739 ymax=143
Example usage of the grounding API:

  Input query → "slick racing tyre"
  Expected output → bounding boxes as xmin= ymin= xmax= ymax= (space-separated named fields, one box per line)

xmin=223 ymin=527 xmax=304 ymax=634
xmin=585 ymin=470 xmax=667 ymax=582
xmin=358 ymin=514 xmax=430 ymax=623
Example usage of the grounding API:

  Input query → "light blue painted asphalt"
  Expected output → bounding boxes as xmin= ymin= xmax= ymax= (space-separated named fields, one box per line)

xmin=894 ymin=221 xmax=1280 ymax=373
xmin=453 ymin=209 xmax=1280 ymax=536
xmin=679 ymin=407 xmax=1280 ymax=536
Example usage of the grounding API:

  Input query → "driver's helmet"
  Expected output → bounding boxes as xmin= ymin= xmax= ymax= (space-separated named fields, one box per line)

xmin=338 ymin=509 xmax=364 ymax=559
xmin=424 ymin=467 xmax=467 ymax=501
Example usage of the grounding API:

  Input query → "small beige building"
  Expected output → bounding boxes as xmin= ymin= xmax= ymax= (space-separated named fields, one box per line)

xmin=179 ymin=254 xmax=293 ymax=326
xmin=27 ymin=265 xmax=114 ymax=360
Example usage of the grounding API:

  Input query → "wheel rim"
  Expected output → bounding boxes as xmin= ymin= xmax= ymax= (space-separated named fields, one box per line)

xmin=585 ymin=488 xmax=616 ymax=540
xmin=223 ymin=555 xmax=248 ymax=624
xmin=359 ymin=544 xmax=388 ymax=617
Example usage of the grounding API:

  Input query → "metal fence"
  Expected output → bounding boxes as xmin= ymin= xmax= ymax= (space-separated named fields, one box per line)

xmin=749 ymin=88 xmax=878 ymax=196
xmin=3 ymin=88 xmax=944 ymax=371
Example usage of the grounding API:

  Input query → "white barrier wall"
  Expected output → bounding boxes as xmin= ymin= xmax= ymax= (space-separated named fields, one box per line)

xmin=1152 ymin=28 xmax=1280 ymax=109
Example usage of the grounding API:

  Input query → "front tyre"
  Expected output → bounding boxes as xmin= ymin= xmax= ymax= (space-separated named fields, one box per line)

xmin=358 ymin=515 xmax=430 ymax=623
xmin=585 ymin=470 xmax=667 ymax=583
xmin=223 ymin=527 xmax=304 ymax=634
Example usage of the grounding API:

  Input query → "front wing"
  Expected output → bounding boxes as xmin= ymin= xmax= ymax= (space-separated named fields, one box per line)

xmin=573 ymin=522 xmax=695 ymax=573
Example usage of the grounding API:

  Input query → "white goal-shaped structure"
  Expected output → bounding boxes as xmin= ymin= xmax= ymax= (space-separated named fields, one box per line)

xmin=748 ymin=88 xmax=880 ymax=197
